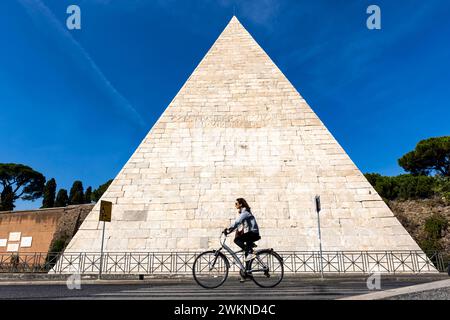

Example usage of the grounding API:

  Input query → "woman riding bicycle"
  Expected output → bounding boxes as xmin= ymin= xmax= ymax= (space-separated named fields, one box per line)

xmin=193 ymin=198 xmax=283 ymax=288
xmin=225 ymin=198 xmax=261 ymax=282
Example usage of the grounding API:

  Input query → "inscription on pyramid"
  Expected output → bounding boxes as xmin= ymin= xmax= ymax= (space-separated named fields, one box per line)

xmin=65 ymin=17 xmax=423 ymax=255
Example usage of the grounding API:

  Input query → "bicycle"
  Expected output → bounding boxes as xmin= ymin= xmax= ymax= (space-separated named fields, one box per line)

xmin=192 ymin=230 xmax=284 ymax=289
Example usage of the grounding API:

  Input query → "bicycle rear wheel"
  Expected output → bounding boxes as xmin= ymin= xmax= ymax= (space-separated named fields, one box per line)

xmin=249 ymin=249 xmax=284 ymax=288
xmin=193 ymin=251 xmax=229 ymax=289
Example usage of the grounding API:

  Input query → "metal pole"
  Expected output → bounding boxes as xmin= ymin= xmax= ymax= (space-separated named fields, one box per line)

xmin=99 ymin=220 xmax=106 ymax=280
xmin=315 ymin=195 xmax=324 ymax=279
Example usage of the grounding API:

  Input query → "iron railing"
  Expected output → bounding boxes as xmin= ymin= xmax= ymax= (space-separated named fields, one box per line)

xmin=0 ymin=251 xmax=447 ymax=274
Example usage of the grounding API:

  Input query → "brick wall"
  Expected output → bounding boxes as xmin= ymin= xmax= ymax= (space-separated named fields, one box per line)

xmin=0 ymin=204 xmax=93 ymax=254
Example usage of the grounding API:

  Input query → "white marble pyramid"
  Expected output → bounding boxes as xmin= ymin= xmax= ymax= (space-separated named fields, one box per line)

xmin=65 ymin=17 xmax=424 ymax=257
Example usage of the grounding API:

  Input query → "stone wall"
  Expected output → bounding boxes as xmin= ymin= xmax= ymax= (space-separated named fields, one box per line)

xmin=0 ymin=204 xmax=93 ymax=254
xmin=48 ymin=204 xmax=94 ymax=252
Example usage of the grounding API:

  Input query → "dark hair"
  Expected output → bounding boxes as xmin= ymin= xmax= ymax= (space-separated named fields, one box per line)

xmin=236 ymin=198 xmax=251 ymax=213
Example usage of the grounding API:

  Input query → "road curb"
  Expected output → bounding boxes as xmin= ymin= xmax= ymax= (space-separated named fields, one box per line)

xmin=0 ymin=274 xmax=447 ymax=286
xmin=339 ymin=279 xmax=450 ymax=300
xmin=0 ymin=280 xmax=190 ymax=286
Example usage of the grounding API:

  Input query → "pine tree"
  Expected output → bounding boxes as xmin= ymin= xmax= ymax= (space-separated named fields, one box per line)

xmin=0 ymin=163 xmax=45 ymax=211
xmin=399 ymin=136 xmax=450 ymax=176
xmin=42 ymin=178 xmax=57 ymax=208
xmin=0 ymin=185 xmax=15 ymax=211
xmin=55 ymin=189 xmax=69 ymax=207
xmin=69 ymin=181 xmax=84 ymax=205
xmin=84 ymin=186 xmax=92 ymax=204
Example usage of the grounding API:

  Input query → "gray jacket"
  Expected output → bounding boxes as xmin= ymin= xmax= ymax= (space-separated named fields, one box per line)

xmin=229 ymin=208 xmax=259 ymax=234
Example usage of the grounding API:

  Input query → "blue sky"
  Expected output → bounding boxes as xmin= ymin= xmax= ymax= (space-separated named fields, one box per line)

xmin=1 ymin=0 xmax=449 ymax=210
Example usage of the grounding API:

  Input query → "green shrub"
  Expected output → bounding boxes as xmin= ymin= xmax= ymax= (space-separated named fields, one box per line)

xmin=10 ymin=254 xmax=19 ymax=265
xmin=438 ymin=177 xmax=450 ymax=193
xmin=419 ymin=238 xmax=442 ymax=253
xmin=50 ymin=238 xmax=67 ymax=253
xmin=419 ymin=214 xmax=448 ymax=258
xmin=442 ymin=192 xmax=450 ymax=204
xmin=364 ymin=173 xmax=439 ymax=200
xmin=376 ymin=176 xmax=398 ymax=200
xmin=415 ymin=175 xmax=437 ymax=198
xmin=364 ymin=173 xmax=397 ymax=200
xmin=44 ymin=238 xmax=67 ymax=270
xmin=433 ymin=176 xmax=450 ymax=203
xmin=424 ymin=214 xmax=448 ymax=239
xmin=394 ymin=174 xmax=435 ymax=200
xmin=365 ymin=173 xmax=381 ymax=187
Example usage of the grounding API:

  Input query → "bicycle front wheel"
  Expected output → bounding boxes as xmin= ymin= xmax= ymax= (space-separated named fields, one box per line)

xmin=249 ymin=249 xmax=284 ymax=288
xmin=193 ymin=251 xmax=229 ymax=289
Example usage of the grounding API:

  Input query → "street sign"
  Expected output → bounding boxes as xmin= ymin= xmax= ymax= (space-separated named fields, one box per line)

xmin=99 ymin=200 xmax=112 ymax=222
xmin=99 ymin=200 xmax=112 ymax=279
xmin=315 ymin=195 xmax=321 ymax=213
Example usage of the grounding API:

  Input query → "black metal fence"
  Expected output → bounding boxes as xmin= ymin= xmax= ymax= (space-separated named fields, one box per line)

xmin=0 ymin=250 xmax=447 ymax=274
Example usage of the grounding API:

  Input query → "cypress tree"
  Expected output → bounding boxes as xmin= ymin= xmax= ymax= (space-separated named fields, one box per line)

xmin=55 ymin=189 xmax=69 ymax=207
xmin=84 ymin=186 xmax=92 ymax=204
xmin=69 ymin=181 xmax=84 ymax=205
xmin=42 ymin=178 xmax=57 ymax=208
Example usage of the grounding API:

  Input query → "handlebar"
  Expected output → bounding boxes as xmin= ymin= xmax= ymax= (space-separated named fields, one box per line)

xmin=220 ymin=229 xmax=229 ymax=246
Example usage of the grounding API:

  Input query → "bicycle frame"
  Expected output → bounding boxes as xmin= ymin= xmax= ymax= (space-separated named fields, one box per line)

xmin=218 ymin=232 xmax=246 ymax=271
xmin=215 ymin=232 xmax=268 ymax=274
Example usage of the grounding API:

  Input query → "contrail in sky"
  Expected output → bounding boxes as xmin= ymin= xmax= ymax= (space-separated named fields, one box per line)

xmin=17 ymin=0 xmax=147 ymax=129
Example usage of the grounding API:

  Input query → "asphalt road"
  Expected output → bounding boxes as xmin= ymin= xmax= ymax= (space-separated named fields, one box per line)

xmin=386 ymin=287 xmax=450 ymax=300
xmin=0 ymin=276 xmax=445 ymax=300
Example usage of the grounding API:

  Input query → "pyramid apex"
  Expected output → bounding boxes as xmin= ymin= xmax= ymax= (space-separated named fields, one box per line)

xmin=221 ymin=15 xmax=249 ymax=37
xmin=227 ymin=15 xmax=243 ymax=26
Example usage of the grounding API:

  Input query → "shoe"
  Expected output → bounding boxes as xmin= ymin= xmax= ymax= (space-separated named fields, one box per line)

xmin=239 ymin=270 xmax=248 ymax=283
xmin=244 ymin=253 xmax=257 ymax=262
